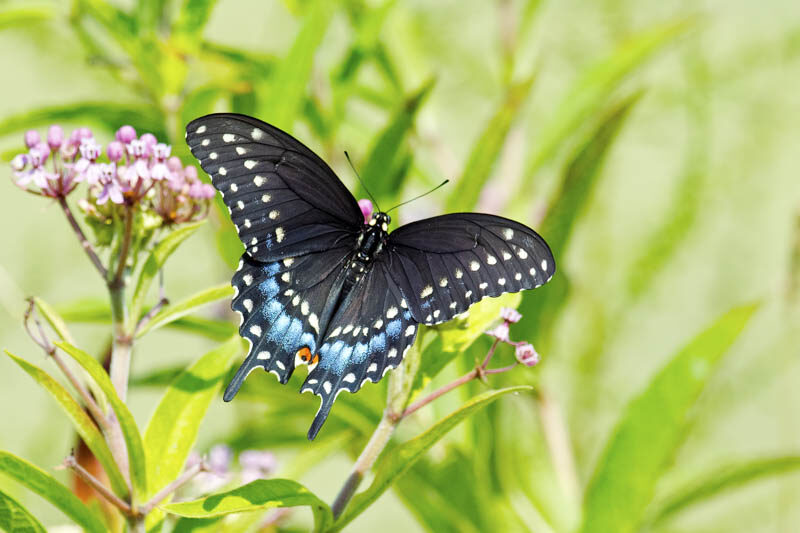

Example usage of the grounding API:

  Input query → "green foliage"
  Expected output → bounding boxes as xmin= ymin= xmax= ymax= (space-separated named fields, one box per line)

xmin=579 ymin=303 xmax=758 ymax=533
xmin=0 ymin=452 xmax=106 ymax=533
xmin=56 ymin=341 xmax=148 ymax=501
xmin=0 ymin=489 xmax=45 ymax=533
xmin=162 ymin=479 xmax=332 ymax=532
xmin=135 ymin=283 xmax=233 ymax=337
xmin=3 ymin=351 xmax=129 ymax=499
xmin=334 ymin=386 xmax=532 ymax=531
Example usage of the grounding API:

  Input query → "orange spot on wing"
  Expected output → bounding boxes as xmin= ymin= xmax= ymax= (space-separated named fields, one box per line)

xmin=297 ymin=347 xmax=312 ymax=363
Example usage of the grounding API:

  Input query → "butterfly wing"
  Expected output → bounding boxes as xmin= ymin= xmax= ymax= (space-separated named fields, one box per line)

xmin=227 ymin=245 xmax=354 ymax=400
xmin=385 ymin=213 xmax=555 ymax=324
xmin=300 ymin=259 xmax=418 ymax=440
xmin=186 ymin=113 xmax=363 ymax=260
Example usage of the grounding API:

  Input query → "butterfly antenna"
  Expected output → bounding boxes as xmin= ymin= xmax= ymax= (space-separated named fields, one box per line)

xmin=344 ymin=151 xmax=381 ymax=212
xmin=386 ymin=179 xmax=450 ymax=214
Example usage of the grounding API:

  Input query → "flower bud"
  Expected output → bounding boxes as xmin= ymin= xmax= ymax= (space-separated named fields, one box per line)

xmin=184 ymin=166 xmax=198 ymax=181
xmin=25 ymin=130 xmax=40 ymax=149
xmin=358 ymin=199 xmax=373 ymax=224
xmin=140 ymin=133 xmax=157 ymax=150
xmin=514 ymin=343 xmax=539 ymax=367
xmin=167 ymin=156 xmax=183 ymax=172
xmin=500 ymin=307 xmax=522 ymax=324
xmin=47 ymin=125 xmax=64 ymax=151
xmin=115 ymin=125 xmax=137 ymax=144
xmin=107 ymin=141 xmax=125 ymax=162
xmin=76 ymin=127 xmax=93 ymax=140
xmin=487 ymin=322 xmax=510 ymax=343
xmin=10 ymin=154 xmax=28 ymax=172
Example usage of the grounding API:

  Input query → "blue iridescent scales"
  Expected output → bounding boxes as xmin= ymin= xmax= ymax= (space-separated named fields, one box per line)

xmin=185 ymin=113 xmax=555 ymax=440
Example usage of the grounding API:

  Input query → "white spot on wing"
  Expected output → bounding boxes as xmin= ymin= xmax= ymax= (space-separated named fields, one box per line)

xmin=237 ymin=200 xmax=244 ymax=210
xmin=374 ymin=319 xmax=383 ymax=329
xmin=276 ymin=360 xmax=285 ymax=370
xmin=502 ymin=251 xmax=512 ymax=260
xmin=470 ymin=261 xmax=480 ymax=271
xmin=386 ymin=307 xmax=398 ymax=319
xmin=308 ymin=313 xmax=319 ymax=333
xmin=498 ymin=278 xmax=506 ymax=285
xmin=201 ymin=139 xmax=209 ymax=146
xmin=243 ymin=299 xmax=253 ymax=312
xmin=330 ymin=326 xmax=341 ymax=337
xmin=230 ymin=183 xmax=238 ymax=192
xmin=405 ymin=325 xmax=416 ymax=337
xmin=323 ymin=381 xmax=332 ymax=394
xmin=421 ymin=286 xmax=433 ymax=298
xmin=253 ymin=175 xmax=265 ymax=186
xmin=249 ymin=325 xmax=262 ymax=337
xmin=487 ymin=255 xmax=497 ymax=265
xmin=282 ymin=273 xmax=291 ymax=283
xmin=388 ymin=348 xmax=398 ymax=359
xmin=541 ymin=259 xmax=548 ymax=271
xmin=257 ymin=351 xmax=270 ymax=360
xmin=236 ymin=146 xmax=247 ymax=155
xmin=223 ymin=133 xmax=235 ymax=142
xmin=261 ymin=193 xmax=270 ymax=203
xmin=269 ymin=210 xmax=279 ymax=220
xmin=503 ymin=228 xmax=514 ymax=240
xmin=455 ymin=269 xmax=463 ymax=279
xmin=368 ymin=363 xmax=378 ymax=373
xmin=439 ymin=278 xmax=448 ymax=287
xmin=479 ymin=282 xmax=488 ymax=290
xmin=343 ymin=373 xmax=356 ymax=383
xmin=515 ymin=272 xmax=522 ymax=281
xmin=251 ymin=128 xmax=264 ymax=140
xmin=218 ymin=166 xmax=227 ymax=176
xmin=196 ymin=125 xmax=207 ymax=134
xmin=275 ymin=227 xmax=285 ymax=243
xmin=243 ymin=274 xmax=253 ymax=286
xmin=209 ymin=152 xmax=218 ymax=160
xmin=465 ymin=290 xmax=472 ymax=298
xmin=244 ymin=160 xmax=256 ymax=170
xmin=517 ymin=249 xmax=528 ymax=259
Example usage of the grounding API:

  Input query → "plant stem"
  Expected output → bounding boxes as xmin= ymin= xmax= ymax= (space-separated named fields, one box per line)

xmin=64 ymin=455 xmax=133 ymax=515
xmin=108 ymin=283 xmax=132 ymax=401
xmin=331 ymin=412 xmax=397 ymax=519
xmin=139 ymin=461 xmax=207 ymax=515
xmin=58 ymin=196 xmax=107 ymax=278
xmin=113 ymin=207 xmax=134 ymax=286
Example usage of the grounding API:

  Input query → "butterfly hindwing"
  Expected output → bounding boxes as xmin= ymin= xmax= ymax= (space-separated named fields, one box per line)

xmin=301 ymin=260 xmax=418 ymax=440
xmin=386 ymin=213 xmax=555 ymax=324
xmin=186 ymin=113 xmax=362 ymax=260
xmin=226 ymin=246 xmax=353 ymax=400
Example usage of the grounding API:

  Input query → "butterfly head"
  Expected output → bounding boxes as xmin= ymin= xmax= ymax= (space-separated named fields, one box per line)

xmin=368 ymin=212 xmax=391 ymax=232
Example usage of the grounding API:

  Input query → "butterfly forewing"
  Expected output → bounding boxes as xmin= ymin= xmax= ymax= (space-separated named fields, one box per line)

xmin=386 ymin=213 xmax=555 ymax=324
xmin=186 ymin=113 xmax=362 ymax=260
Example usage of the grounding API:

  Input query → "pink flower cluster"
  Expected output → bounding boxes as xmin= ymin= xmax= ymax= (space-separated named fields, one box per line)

xmin=10 ymin=124 xmax=215 ymax=225
xmin=486 ymin=306 xmax=540 ymax=367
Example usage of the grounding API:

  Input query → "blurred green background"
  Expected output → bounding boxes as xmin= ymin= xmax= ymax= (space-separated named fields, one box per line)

xmin=1 ymin=0 xmax=800 ymax=531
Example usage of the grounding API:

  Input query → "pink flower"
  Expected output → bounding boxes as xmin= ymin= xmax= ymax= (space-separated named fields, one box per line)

xmin=486 ymin=322 xmax=511 ymax=342
xmin=358 ymin=199 xmax=373 ymax=223
xmin=500 ymin=307 xmax=522 ymax=323
xmin=515 ymin=343 xmax=539 ymax=367
xmin=106 ymin=141 xmax=125 ymax=163
xmin=239 ymin=450 xmax=277 ymax=484
xmin=115 ymin=125 xmax=137 ymax=144
xmin=47 ymin=125 xmax=63 ymax=151
xmin=24 ymin=130 xmax=40 ymax=148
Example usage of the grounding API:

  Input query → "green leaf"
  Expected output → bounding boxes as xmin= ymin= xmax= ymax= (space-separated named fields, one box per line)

xmin=31 ymin=297 xmax=75 ymax=345
xmin=130 ymin=221 xmax=204 ymax=325
xmin=0 ymin=452 xmax=106 ymax=533
xmin=144 ymin=337 xmax=242 ymax=497
xmin=256 ymin=0 xmax=333 ymax=129
xmin=647 ymin=455 xmax=800 ymax=527
xmin=518 ymin=92 xmax=642 ymax=347
xmin=162 ymin=479 xmax=332 ymax=532
xmin=513 ymin=18 xmax=693 ymax=210
xmin=55 ymin=341 xmax=147 ymax=501
xmin=579 ymin=303 xmax=759 ymax=533
xmin=0 ymin=489 xmax=45 ymax=533
xmin=445 ymin=76 xmax=535 ymax=212
xmin=0 ymin=6 xmax=52 ymax=30
xmin=3 ymin=351 xmax=129 ymax=499
xmin=0 ymin=103 xmax=166 ymax=139
xmin=136 ymin=284 xmax=233 ymax=337
xmin=333 ymin=386 xmax=533 ymax=530
xmin=56 ymin=298 xmax=236 ymax=340
xmin=173 ymin=0 xmax=219 ymax=47
xmin=413 ymin=293 xmax=521 ymax=396
xmin=358 ymin=79 xmax=434 ymax=203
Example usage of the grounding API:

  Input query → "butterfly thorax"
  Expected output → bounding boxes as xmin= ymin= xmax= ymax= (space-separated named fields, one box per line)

xmin=355 ymin=211 xmax=391 ymax=264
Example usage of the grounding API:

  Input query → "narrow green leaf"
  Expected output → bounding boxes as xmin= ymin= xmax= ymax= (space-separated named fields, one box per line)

xmin=334 ymin=386 xmax=533 ymax=530
xmin=130 ymin=221 xmax=204 ymax=325
xmin=514 ymin=18 xmax=693 ymax=210
xmin=32 ymin=297 xmax=75 ymax=345
xmin=135 ymin=0 xmax=168 ymax=34
xmin=3 ymin=351 xmax=129 ymax=499
xmin=0 ymin=452 xmax=106 ymax=533
xmin=136 ymin=284 xmax=233 ymax=338
xmin=518 ymin=92 xmax=642 ymax=347
xmin=257 ymin=0 xmax=333 ymax=129
xmin=579 ymin=304 xmax=758 ymax=533
xmin=173 ymin=0 xmax=219 ymax=45
xmin=0 ymin=6 xmax=52 ymax=30
xmin=647 ymin=455 xmax=800 ymax=527
xmin=144 ymin=337 xmax=242 ymax=497
xmin=0 ymin=102 xmax=166 ymax=139
xmin=445 ymin=76 xmax=535 ymax=212
xmin=0 ymin=489 xmax=45 ymax=533
xmin=358 ymin=79 xmax=434 ymax=203
xmin=162 ymin=479 xmax=332 ymax=532
xmin=56 ymin=342 xmax=147 ymax=501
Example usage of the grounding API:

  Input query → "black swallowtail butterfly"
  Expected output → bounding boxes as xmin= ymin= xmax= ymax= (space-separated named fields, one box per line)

xmin=186 ymin=113 xmax=555 ymax=440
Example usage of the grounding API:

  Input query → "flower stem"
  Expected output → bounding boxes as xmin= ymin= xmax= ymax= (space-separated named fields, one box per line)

xmin=63 ymin=455 xmax=133 ymax=515
xmin=108 ymin=283 xmax=132 ymax=401
xmin=139 ymin=461 xmax=207 ymax=515
xmin=58 ymin=196 xmax=107 ymax=278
